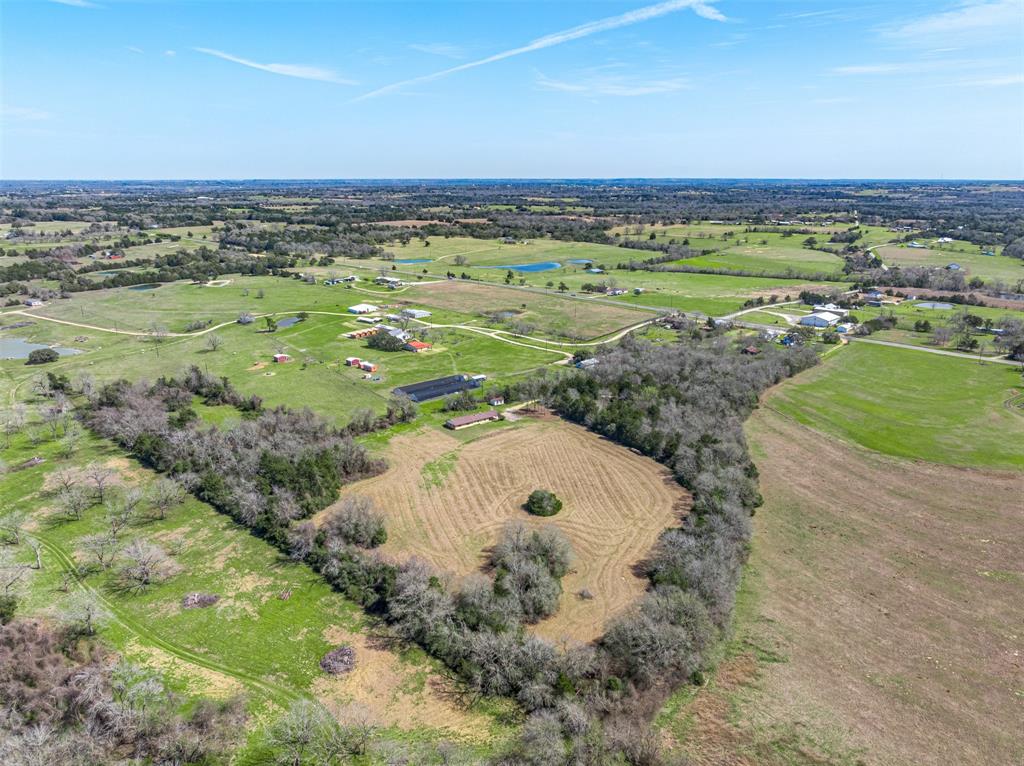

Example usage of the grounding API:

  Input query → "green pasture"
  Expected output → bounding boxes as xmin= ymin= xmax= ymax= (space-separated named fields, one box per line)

xmin=768 ymin=343 xmax=1024 ymax=469
xmin=679 ymin=245 xmax=846 ymax=278
xmin=876 ymin=243 xmax=1023 ymax=284
xmin=385 ymin=235 xmax=622 ymax=268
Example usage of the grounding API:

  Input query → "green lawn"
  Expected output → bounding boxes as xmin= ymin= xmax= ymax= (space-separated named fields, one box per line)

xmin=768 ymin=343 xmax=1024 ymax=469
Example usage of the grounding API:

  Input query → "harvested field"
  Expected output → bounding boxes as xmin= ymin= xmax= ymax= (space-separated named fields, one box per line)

xmin=321 ymin=418 xmax=688 ymax=642
xmin=669 ymin=407 xmax=1024 ymax=765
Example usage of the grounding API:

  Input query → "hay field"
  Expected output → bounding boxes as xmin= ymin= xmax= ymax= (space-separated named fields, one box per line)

xmin=323 ymin=418 xmax=689 ymax=642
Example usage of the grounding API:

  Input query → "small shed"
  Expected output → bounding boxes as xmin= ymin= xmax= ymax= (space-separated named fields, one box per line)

xmin=741 ymin=346 xmax=761 ymax=356
xmin=345 ymin=357 xmax=361 ymax=366
xmin=404 ymin=340 xmax=431 ymax=352
xmin=488 ymin=396 xmax=505 ymax=406
xmin=445 ymin=410 xmax=500 ymax=430
xmin=273 ymin=353 xmax=292 ymax=363
xmin=359 ymin=361 xmax=378 ymax=372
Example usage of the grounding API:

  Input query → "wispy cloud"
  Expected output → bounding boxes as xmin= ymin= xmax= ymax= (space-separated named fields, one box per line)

xmin=50 ymin=0 xmax=100 ymax=8
xmin=195 ymin=47 xmax=356 ymax=85
xmin=954 ymin=73 xmax=1024 ymax=87
xmin=1 ymin=106 xmax=52 ymax=121
xmin=881 ymin=0 xmax=1022 ymax=45
xmin=126 ymin=46 xmax=144 ymax=54
xmin=831 ymin=57 xmax=1010 ymax=76
xmin=536 ymin=69 xmax=690 ymax=97
xmin=164 ymin=50 xmax=176 ymax=57
xmin=409 ymin=43 xmax=465 ymax=59
xmin=354 ymin=0 xmax=725 ymax=101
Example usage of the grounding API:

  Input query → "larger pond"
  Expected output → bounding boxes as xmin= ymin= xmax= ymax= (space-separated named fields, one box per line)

xmin=489 ymin=262 xmax=562 ymax=272
xmin=275 ymin=316 xmax=302 ymax=328
xmin=128 ymin=283 xmax=161 ymax=291
xmin=0 ymin=338 xmax=83 ymax=360
xmin=915 ymin=301 xmax=954 ymax=309
xmin=394 ymin=258 xmax=432 ymax=264
xmin=567 ymin=259 xmax=594 ymax=264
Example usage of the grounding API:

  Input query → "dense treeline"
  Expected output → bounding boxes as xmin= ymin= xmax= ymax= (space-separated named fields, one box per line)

xmin=0 ymin=619 xmax=246 ymax=764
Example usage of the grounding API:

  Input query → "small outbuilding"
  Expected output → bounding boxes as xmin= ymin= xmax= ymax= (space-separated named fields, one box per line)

xmin=404 ymin=340 xmax=431 ymax=352
xmin=359 ymin=361 xmax=378 ymax=372
xmin=273 ymin=353 xmax=292 ymax=363
xmin=445 ymin=410 xmax=500 ymax=430
xmin=345 ymin=356 xmax=361 ymax=366
xmin=488 ymin=396 xmax=505 ymax=406
xmin=401 ymin=308 xmax=432 ymax=320
xmin=348 ymin=303 xmax=379 ymax=314
xmin=741 ymin=345 xmax=761 ymax=356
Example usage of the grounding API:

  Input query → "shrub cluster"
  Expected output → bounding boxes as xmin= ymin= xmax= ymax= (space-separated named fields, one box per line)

xmin=525 ymin=489 xmax=562 ymax=517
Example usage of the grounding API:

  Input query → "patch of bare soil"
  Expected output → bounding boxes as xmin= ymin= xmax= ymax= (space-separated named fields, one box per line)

xmin=318 ymin=420 xmax=688 ymax=642
xmin=312 ymin=626 xmax=497 ymax=739
xmin=677 ymin=408 xmax=1024 ymax=766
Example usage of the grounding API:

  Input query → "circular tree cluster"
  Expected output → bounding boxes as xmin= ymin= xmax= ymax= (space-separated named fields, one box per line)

xmin=26 ymin=348 xmax=59 ymax=365
xmin=320 ymin=644 xmax=356 ymax=675
xmin=525 ymin=489 xmax=562 ymax=517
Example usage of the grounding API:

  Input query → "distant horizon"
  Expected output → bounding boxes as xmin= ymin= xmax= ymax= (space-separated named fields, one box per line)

xmin=3 ymin=177 xmax=1022 ymax=184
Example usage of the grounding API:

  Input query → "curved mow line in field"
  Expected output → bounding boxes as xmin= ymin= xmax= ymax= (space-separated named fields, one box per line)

xmin=326 ymin=420 xmax=688 ymax=642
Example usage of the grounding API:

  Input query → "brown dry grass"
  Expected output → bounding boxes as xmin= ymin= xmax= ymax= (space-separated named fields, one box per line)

xmin=674 ymin=407 xmax=1024 ymax=766
xmin=319 ymin=419 xmax=688 ymax=642
xmin=312 ymin=626 xmax=499 ymax=739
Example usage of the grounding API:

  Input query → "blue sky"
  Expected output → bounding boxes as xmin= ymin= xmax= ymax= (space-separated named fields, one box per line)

xmin=2 ymin=0 xmax=1022 ymax=179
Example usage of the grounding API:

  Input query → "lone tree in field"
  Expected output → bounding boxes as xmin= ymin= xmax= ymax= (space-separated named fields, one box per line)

xmin=26 ymin=348 xmax=59 ymax=365
xmin=525 ymin=489 xmax=562 ymax=517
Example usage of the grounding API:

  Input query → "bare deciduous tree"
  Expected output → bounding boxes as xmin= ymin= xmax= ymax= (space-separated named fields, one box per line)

xmin=205 ymin=333 xmax=223 ymax=352
xmin=117 ymin=539 xmax=171 ymax=592
xmin=81 ymin=532 xmax=120 ymax=569
xmin=147 ymin=478 xmax=185 ymax=521
xmin=58 ymin=485 xmax=91 ymax=521
xmin=85 ymin=462 xmax=115 ymax=504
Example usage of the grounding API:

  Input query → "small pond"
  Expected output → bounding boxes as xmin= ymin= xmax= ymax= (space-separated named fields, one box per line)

xmin=0 ymin=338 xmax=83 ymax=360
xmin=489 ymin=261 xmax=562 ymax=272
xmin=567 ymin=259 xmax=594 ymax=264
xmin=128 ymin=283 xmax=161 ymax=291
xmin=275 ymin=316 xmax=302 ymax=328
xmin=394 ymin=258 xmax=432 ymax=264
xmin=915 ymin=301 xmax=954 ymax=310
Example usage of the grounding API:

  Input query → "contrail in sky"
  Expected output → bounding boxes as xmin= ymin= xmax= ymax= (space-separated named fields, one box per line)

xmin=354 ymin=0 xmax=726 ymax=101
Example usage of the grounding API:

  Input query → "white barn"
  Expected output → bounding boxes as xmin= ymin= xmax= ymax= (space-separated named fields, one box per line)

xmin=800 ymin=311 xmax=841 ymax=328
